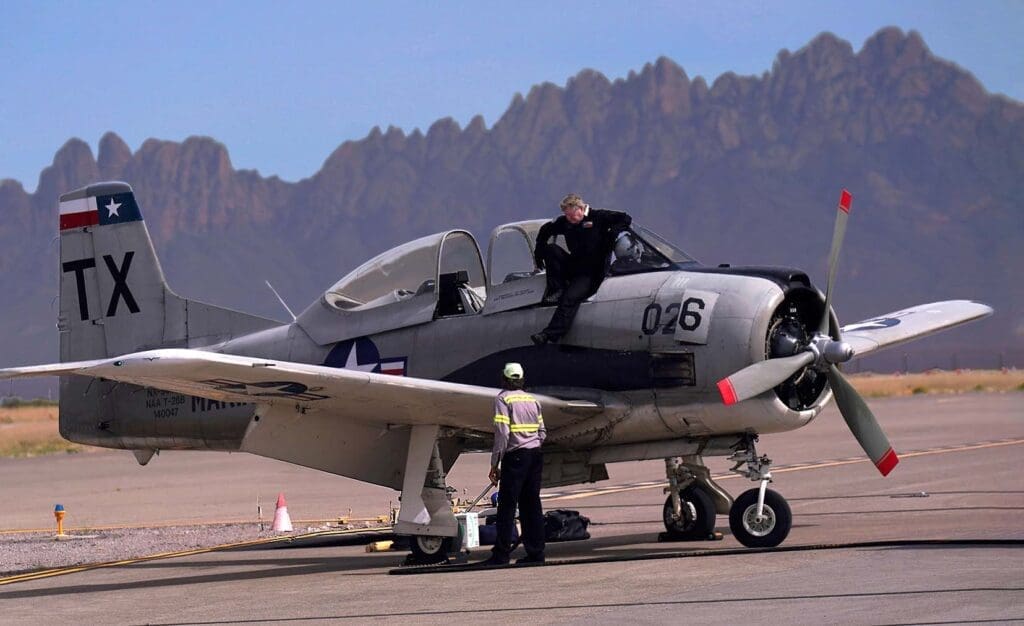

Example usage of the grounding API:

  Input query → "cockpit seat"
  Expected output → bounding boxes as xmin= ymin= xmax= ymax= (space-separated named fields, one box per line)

xmin=434 ymin=270 xmax=485 ymax=317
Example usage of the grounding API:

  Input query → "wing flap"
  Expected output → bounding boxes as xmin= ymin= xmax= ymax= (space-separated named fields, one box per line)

xmin=841 ymin=300 xmax=993 ymax=359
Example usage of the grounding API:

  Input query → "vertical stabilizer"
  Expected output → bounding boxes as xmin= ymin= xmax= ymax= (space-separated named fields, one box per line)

xmin=58 ymin=182 xmax=279 ymax=360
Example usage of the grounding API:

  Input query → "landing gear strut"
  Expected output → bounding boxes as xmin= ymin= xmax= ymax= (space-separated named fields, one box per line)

xmin=727 ymin=435 xmax=792 ymax=548
xmin=395 ymin=425 xmax=461 ymax=565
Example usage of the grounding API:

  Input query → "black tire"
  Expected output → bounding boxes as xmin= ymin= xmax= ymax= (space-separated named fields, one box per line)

xmin=662 ymin=485 xmax=716 ymax=540
xmin=729 ymin=488 xmax=792 ymax=548
xmin=408 ymin=535 xmax=454 ymax=564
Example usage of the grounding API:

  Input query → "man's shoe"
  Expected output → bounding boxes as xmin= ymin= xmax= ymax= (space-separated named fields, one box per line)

xmin=531 ymin=332 xmax=548 ymax=346
xmin=516 ymin=555 xmax=545 ymax=564
xmin=475 ymin=555 xmax=510 ymax=567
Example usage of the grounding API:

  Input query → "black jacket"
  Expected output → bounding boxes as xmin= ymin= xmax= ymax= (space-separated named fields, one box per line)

xmin=535 ymin=209 xmax=632 ymax=275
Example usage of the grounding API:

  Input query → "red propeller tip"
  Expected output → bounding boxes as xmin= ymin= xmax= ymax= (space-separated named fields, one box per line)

xmin=717 ymin=378 xmax=738 ymax=405
xmin=875 ymin=448 xmax=899 ymax=476
xmin=838 ymin=189 xmax=853 ymax=213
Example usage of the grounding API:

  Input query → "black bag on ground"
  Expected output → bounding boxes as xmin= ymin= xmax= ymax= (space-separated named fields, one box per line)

xmin=544 ymin=509 xmax=591 ymax=542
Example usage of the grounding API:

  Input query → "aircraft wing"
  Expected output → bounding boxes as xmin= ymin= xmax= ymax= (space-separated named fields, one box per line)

xmin=840 ymin=300 xmax=993 ymax=359
xmin=0 ymin=348 xmax=611 ymax=432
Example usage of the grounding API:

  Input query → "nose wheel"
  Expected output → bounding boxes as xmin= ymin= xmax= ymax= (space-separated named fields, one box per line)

xmin=727 ymin=435 xmax=793 ymax=548
xmin=728 ymin=488 xmax=792 ymax=548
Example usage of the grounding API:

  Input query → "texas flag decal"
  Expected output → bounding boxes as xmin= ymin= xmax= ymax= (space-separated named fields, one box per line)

xmin=60 ymin=191 xmax=143 ymax=231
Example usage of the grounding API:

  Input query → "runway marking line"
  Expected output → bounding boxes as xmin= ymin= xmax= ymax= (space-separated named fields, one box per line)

xmin=545 ymin=438 xmax=1024 ymax=502
xmin=0 ymin=527 xmax=381 ymax=587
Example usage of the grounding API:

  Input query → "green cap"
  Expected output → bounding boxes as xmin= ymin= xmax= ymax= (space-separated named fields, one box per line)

xmin=503 ymin=362 xmax=524 ymax=380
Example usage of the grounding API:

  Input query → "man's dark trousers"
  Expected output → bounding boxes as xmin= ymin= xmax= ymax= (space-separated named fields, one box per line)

xmin=492 ymin=447 xmax=545 ymax=562
xmin=538 ymin=244 xmax=603 ymax=341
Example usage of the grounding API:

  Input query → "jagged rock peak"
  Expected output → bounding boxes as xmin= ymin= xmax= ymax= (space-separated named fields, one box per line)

xmin=466 ymin=115 xmax=487 ymax=135
xmin=34 ymin=138 xmax=99 ymax=208
xmin=0 ymin=178 xmax=26 ymax=194
xmin=98 ymin=131 xmax=132 ymax=178
xmin=800 ymin=31 xmax=856 ymax=60
xmin=567 ymin=68 xmax=612 ymax=92
xmin=53 ymin=137 xmax=95 ymax=164
xmin=860 ymin=27 xmax=929 ymax=66
xmin=427 ymin=117 xmax=461 ymax=136
xmin=524 ymin=81 xmax=564 ymax=105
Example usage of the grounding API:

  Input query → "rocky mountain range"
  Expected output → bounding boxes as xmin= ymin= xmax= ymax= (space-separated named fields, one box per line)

xmin=1 ymin=27 xmax=1021 ymax=395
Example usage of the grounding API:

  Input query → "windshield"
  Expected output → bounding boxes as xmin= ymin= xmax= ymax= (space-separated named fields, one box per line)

xmin=631 ymin=225 xmax=698 ymax=264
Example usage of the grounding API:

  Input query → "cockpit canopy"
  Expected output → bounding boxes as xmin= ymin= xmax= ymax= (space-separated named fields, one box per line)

xmin=326 ymin=230 xmax=485 ymax=312
xmin=297 ymin=217 xmax=698 ymax=345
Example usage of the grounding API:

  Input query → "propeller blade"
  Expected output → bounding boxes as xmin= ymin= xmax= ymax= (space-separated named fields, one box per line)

xmin=717 ymin=351 xmax=815 ymax=405
xmin=820 ymin=189 xmax=852 ymax=334
xmin=827 ymin=364 xmax=899 ymax=476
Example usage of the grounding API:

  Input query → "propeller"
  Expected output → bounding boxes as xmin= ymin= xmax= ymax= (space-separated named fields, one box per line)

xmin=716 ymin=189 xmax=900 ymax=476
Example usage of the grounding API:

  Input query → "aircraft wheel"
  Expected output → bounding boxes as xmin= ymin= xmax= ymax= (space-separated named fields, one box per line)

xmin=729 ymin=488 xmax=792 ymax=548
xmin=662 ymin=485 xmax=716 ymax=540
xmin=408 ymin=535 xmax=454 ymax=565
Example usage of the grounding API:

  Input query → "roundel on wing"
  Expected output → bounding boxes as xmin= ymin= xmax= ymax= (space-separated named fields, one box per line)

xmin=843 ymin=317 xmax=901 ymax=332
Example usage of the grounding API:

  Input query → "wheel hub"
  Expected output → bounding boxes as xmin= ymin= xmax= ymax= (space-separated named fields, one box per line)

xmin=742 ymin=504 xmax=776 ymax=537
xmin=416 ymin=535 xmax=444 ymax=554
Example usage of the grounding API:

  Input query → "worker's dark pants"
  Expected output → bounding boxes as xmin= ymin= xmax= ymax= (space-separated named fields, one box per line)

xmin=493 ymin=447 xmax=545 ymax=562
xmin=538 ymin=244 xmax=603 ymax=341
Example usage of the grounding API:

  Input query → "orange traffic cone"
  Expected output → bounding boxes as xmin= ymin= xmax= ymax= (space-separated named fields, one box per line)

xmin=272 ymin=492 xmax=293 ymax=532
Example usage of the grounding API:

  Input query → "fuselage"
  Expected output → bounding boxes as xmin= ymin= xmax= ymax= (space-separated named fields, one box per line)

xmin=63 ymin=264 xmax=832 ymax=452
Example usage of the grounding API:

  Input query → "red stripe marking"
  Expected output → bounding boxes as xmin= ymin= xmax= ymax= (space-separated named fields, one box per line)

xmin=838 ymin=189 xmax=853 ymax=213
xmin=717 ymin=378 xmax=738 ymax=405
xmin=875 ymin=448 xmax=899 ymax=476
xmin=381 ymin=368 xmax=404 ymax=376
xmin=60 ymin=211 xmax=99 ymax=230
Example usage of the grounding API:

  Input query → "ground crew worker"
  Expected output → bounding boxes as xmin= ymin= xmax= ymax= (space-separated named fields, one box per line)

xmin=481 ymin=362 xmax=546 ymax=565
xmin=532 ymin=193 xmax=632 ymax=344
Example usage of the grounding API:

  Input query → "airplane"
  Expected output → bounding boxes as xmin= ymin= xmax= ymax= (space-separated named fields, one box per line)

xmin=1 ymin=181 xmax=992 ymax=563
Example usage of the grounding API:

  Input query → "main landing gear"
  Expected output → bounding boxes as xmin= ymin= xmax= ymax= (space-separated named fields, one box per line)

xmin=727 ymin=435 xmax=792 ymax=548
xmin=394 ymin=425 xmax=461 ymax=565
xmin=661 ymin=456 xmax=726 ymax=541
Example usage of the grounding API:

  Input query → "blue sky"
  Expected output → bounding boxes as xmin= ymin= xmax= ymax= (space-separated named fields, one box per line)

xmin=1 ymin=1 xmax=1021 ymax=192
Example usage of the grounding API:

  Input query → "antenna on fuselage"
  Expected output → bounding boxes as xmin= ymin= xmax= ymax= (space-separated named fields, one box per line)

xmin=265 ymin=280 xmax=297 ymax=323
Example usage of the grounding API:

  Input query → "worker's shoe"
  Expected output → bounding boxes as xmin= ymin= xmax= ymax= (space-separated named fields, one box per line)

xmin=516 ymin=555 xmax=545 ymax=565
xmin=475 ymin=555 xmax=510 ymax=567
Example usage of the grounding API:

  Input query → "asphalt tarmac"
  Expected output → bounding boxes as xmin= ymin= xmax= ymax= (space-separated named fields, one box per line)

xmin=2 ymin=393 xmax=1022 ymax=624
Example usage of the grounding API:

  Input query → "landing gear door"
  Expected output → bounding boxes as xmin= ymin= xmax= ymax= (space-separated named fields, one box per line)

xmin=673 ymin=290 xmax=719 ymax=344
xmin=483 ymin=219 xmax=550 ymax=316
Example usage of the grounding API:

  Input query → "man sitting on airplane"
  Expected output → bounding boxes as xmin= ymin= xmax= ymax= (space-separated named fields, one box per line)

xmin=531 ymin=193 xmax=632 ymax=345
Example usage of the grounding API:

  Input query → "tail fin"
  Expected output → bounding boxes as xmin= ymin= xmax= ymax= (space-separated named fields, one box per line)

xmin=58 ymin=181 xmax=279 ymax=360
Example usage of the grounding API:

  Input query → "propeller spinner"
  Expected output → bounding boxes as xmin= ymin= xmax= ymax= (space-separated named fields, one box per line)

xmin=716 ymin=189 xmax=900 ymax=476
